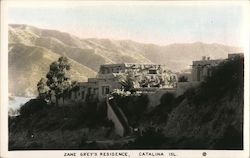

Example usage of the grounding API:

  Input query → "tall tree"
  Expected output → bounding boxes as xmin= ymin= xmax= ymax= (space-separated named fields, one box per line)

xmin=37 ymin=77 xmax=49 ymax=100
xmin=46 ymin=56 xmax=71 ymax=105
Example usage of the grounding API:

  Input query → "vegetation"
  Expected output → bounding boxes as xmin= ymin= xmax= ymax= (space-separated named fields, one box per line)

xmin=36 ymin=56 xmax=72 ymax=105
xmin=37 ymin=77 xmax=49 ymax=100
xmin=191 ymin=56 xmax=244 ymax=106
xmin=117 ymin=71 xmax=136 ymax=93
xmin=127 ymin=126 xmax=166 ymax=149
xmin=178 ymin=76 xmax=188 ymax=82
xmin=143 ymin=92 xmax=183 ymax=125
xmin=9 ymin=99 xmax=113 ymax=149
xmin=112 ymin=93 xmax=149 ymax=127
xmin=162 ymin=56 xmax=244 ymax=149
xmin=46 ymin=56 xmax=72 ymax=105
xmin=19 ymin=99 xmax=48 ymax=117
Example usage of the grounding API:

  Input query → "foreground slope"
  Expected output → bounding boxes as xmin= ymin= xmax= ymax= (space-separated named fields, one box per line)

xmin=142 ymin=56 xmax=244 ymax=149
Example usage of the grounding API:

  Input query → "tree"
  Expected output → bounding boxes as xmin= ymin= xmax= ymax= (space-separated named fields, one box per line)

xmin=117 ymin=71 xmax=136 ymax=93
xmin=46 ymin=56 xmax=71 ymax=105
xmin=37 ymin=77 xmax=49 ymax=100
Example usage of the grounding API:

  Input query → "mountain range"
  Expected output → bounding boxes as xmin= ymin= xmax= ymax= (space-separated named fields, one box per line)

xmin=8 ymin=24 xmax=242 ymax=96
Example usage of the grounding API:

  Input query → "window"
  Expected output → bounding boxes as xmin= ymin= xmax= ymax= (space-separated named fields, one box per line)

xmin=105 ymin=87 xmax=110 ymax=94
xmin=102 ymin=86 xmax=110 ymax=95
xmin=149 ymin=69 xmax=157 ymax=74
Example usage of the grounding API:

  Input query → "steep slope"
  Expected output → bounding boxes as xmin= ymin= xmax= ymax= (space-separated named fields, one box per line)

xmin=139 ymin=42 xmax=242 ymax=71
xmin=8 ymin=24 xmax=243 ymax=96
xmin=144 ymin=56 xmax=244 ymax=149
xmin=9 ymin=24 xmax=152 ymax=71
xmin=9 ymin=43 xmax=96 ymax=96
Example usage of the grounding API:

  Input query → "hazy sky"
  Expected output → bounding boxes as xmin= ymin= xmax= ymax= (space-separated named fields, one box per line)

xmin=8 ymin=4 xmax=245 ymax=46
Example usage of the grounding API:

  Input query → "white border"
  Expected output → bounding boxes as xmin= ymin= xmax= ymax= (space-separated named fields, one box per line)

xmin=1 ymin=1 xmax=249 ymax=158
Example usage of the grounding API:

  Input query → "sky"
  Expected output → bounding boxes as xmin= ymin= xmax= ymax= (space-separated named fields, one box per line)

xmin=8 ymin=3 xmax=245 ymax=47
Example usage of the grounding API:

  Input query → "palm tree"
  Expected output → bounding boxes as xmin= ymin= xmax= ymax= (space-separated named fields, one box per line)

xmin=118 ymin=72 xmax=136 ymax=93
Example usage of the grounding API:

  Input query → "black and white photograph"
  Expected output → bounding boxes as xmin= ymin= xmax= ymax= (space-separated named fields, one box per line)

xmin=0 ymin=1 xmax=249 ymax=158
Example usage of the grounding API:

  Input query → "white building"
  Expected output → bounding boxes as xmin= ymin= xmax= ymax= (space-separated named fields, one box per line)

xmin=59 ymin=63 xmax=177 ymax=105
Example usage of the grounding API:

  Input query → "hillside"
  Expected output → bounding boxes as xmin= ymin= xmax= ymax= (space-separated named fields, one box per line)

xmin=8 ymin=24 xmax=242 ymax=96
xmin=8 ymin=43 xmax=96 ymax=96
xmin=141 ymin=56 xmax=244 ymax=149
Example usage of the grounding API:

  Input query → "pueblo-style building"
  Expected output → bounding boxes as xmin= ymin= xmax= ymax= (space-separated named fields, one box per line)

xmin=191 ymin=53 xmax=243 ymax=82
xmin=55 ymin=63 xmax=177 ymax=105
xmin=191 ymin=56 xmax=223 ymax=82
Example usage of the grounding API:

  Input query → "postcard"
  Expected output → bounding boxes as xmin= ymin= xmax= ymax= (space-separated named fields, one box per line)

xmin=0 ymin=1 xmax=249 ymax=158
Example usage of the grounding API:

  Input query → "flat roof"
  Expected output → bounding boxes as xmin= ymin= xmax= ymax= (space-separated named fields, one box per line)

xmin=100 ymin=63 xmax=166 ymax=67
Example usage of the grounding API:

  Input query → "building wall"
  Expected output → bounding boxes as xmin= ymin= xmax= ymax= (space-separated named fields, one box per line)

xmin=192 ymin=57 xmax=223 ymax=82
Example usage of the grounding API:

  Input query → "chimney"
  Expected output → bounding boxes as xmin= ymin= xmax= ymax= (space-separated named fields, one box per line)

xmin=207 ymin=56 xmax=210 ymax=60
xmin=202 ymin=56 xmax=206 ymax=60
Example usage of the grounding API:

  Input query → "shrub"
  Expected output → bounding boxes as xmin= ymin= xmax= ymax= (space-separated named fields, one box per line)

xmin=160 ymin=92 xmax=175 ymax=105
xmin=157 ymin=92 xmax=176 ymax=113
xmin=114 ymin=94 xmax=149 ymax=126
xmin=129 ymin=126 xmax=166 ymax=149
xmin=214 ymin=125 xmax=243 ymax=149
xmin=78 ymin=135 xmax=88 ymax=148
xmin=145 ymin=92 xmax=178 ymax=124
xmin=178 ymin=76 xmax=188 ymax=82
xmin=193 ymin=56 xmax=244 ymax=105
xmin=19 ymin=99 xmax=47 ymax=117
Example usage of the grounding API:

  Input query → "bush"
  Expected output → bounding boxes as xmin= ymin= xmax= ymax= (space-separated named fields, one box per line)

xmin=78 ymin=135 xmax=88 ymax=148
xmin=145 ymin=92 xmax=179 ymax=124
xmin=160 ymin=92 xmax=175 ymax=105
xmin=178 ymin=76 xmax=188 ymax=82
xmin=114 ymin=94 xmax=149 ymax=126
xmin=193 ymin=56 xmax=244 ymax=105
xmin=214 ymin=125 xmax=243 ymax=149
xmin=19 ymin=99 xmax=47 ymax=117
xmin=128 ymin=126 xmax=166 ymax=149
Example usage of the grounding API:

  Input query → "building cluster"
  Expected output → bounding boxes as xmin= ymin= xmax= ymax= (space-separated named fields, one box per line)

xmin=191 ymin=56 xmax=223 ymax=82
xmin=54 ymin=53 xmax=243 ymax=106
xmin=191 ymin=53 xmax=243 ymax=82
xmin=56 ymin=63 xmax=177 ymax=105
